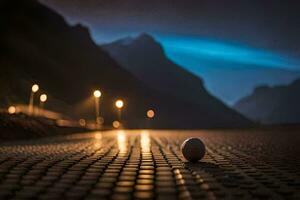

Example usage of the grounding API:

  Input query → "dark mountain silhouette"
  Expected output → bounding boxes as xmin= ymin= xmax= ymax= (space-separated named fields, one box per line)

xmin=234 ymin=79 xmax=300 ymax=124
xmin=102 ymin=34 xmax=253 ymax=127
xmin=102 ymin=33 xmax=214 ymax=106
xmin=0 ymin=0 xmax=252 ymax=128
xmin=102 ymin=34 xmax=300 ymax=106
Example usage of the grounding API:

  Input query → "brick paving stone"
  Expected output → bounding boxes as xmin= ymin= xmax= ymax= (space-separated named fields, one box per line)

xmin=0 ymin=129 xmax=299 ymax=199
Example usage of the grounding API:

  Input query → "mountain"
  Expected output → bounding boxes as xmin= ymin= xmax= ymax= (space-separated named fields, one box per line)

xmin=102 ymin=34 xmax=253 ymax=127
xmin=0 ymin=0 xmax=252 ymax=128
xmin=234 ymin=79 xmax=300 ymax=124
xmin=102 ymin=33 xmax=213 ymax=106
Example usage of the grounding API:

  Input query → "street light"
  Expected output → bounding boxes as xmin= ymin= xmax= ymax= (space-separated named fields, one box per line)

xmin=39 ymin=94 xmax=47 ymax=115
xmin=8 ymin=106 xmax=16 ymax=114
xmin=115 ymin=100 xmax=124 ymax=109
xmin=32 ymin=84 xmax=39 ymax=93
xmin=40 ymin=94 xmax=47 ymax=103
xmin=115 ymin=99 xmax=124 ymax=127
xmin=29 ymin=84 xmax=39 ymax=115
xmin=93 ymin=90 xmax=102 ymax=129
xmin=94 ymin=90 xmax=101 ymax=98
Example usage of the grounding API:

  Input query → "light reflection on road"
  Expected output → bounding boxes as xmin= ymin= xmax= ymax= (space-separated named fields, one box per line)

xmin=141 ymin=130 xmax=151 ymax=153
xmin=117 ymin=130 xmax=127 ymax=153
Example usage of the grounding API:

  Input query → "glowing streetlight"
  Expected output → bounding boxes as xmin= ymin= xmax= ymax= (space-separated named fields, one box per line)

xmin=94 ymin=90 xmax=101 ymax=98
xmin=29 ymin=84 xmax=39 ymax=115
xmin=8 ymin=106 xmax=16 ymax=114
xmin=32 ymin=84 xmax=39 ymax=93
xmin=115 ymin=99 xmax=124 ymax=127
xmin=93 ymin=90 xmax=102 ymax=129
xmin=115 ymin=100 xmax=124 ymax=109
xmin=39 ymin=94 xmax=47 ymax=115
xmin=40 ymin=94 xmax=47 ymax=103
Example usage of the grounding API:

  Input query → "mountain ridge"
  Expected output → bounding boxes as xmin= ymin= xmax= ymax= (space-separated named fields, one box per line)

xmin=234 ymin=78 xmax=300 ymax=124
xmin=102 ymin=33 xmax=214 ymax=106
xmin=102 ymin=33 xmax=253 ymax=127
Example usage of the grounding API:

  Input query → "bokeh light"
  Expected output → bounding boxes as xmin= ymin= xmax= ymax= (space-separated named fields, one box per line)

xmin=115 ymin=100 xmax=124 ymax=109
xmin=93 ymin=90 xmax=101 ymax=98
xmin=79 ymin=119 xmax=86 ymax=127
xmin=113 ymin=120 xmax=120 ymax=128
xmin=8 ymin=106 xmax=16 ymax=114
xmin=32 ymin=84 xmax=39 ymax=93
xmin=40 ymin=94 xmax=47 ymax=102
xmin=96 ymin=117 xmax=104 ymax=125
xmin=147 ymin=109 xmax=155 ymax=118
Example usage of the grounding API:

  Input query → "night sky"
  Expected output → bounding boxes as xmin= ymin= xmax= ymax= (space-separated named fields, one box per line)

xmin=40 ymin=0 xmax=300 ymax=104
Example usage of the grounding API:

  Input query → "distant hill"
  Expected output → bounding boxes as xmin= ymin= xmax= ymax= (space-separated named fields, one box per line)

xmin=0 ymin=0 xmax=252 ymax=128
xmin=192 ymin=63 xmax=300 ymax=105
xmin=234 ymin=79 xmax=300 ymax=124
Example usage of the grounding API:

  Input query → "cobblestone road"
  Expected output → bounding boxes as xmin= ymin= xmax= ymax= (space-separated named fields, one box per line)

xmin=0 ymin=129 xmax=299 ymax=199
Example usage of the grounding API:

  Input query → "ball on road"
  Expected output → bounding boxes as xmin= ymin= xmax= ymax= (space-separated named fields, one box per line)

xmin=181 ymin=137 xmax=206 ymax=162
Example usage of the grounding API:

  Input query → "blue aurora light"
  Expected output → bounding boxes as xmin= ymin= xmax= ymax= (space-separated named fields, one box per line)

xmin=156 ymin=36 xmax=300 ymax=70
xmin=152 ymin=35 xmax=300 ymax=104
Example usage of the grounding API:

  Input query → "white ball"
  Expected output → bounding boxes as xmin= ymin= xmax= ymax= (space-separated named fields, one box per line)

xmin=181 ymin=137 xmax=206 ymax=162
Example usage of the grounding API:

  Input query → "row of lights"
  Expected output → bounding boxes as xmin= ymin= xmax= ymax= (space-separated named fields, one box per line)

xmin=29 ymin=84 xmax=47 ymax=115
xmin=93 ymin=89 xmax=155 ymax=129
xmin=93 ymin=90 xmax=124 ymax=109
xmin=8 ymin=85 xmax=155 ymax=129
xmin=8 ymin=84 xmax=47 ymax=115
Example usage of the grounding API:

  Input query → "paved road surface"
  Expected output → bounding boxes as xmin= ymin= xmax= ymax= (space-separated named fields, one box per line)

xmin=0 ymin=129 xmax=299 ymax=199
